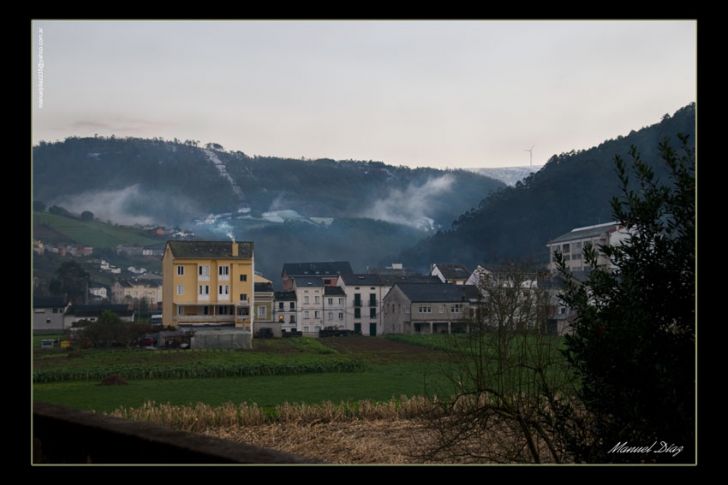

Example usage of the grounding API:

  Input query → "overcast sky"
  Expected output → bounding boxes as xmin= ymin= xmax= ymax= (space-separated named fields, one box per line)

xmin=31 ymin=20 xmax=695 ymax=169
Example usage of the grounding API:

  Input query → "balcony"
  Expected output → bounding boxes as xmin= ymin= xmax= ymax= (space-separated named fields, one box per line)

xmin=176 ymin=315 xmax=236 ymax=323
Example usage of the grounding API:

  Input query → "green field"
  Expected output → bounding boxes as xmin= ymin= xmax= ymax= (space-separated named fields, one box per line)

xmin=33 ymin=336 xmax=455 ymax=411
xmin=33 ymin=211 xmax=161 ymax=248
xmin=33 ymin=363 xmax=454 ymax=413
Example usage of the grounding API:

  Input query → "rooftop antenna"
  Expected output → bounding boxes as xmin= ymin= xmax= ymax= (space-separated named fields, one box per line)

xmin=524 ymin=145 xmax=534 ymax=168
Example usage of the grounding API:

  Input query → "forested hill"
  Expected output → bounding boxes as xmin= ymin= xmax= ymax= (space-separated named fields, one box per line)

xmin=32 ymin=138 xmax=504 ymax=230
xmin=399 ymin=103 xmax=696 ymax=271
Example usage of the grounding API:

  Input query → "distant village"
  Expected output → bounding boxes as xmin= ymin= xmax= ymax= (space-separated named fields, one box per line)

xmin=33 ymin=221 xmax=628 ymax=346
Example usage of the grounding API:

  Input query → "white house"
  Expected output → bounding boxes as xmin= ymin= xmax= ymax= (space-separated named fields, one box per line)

xmin=546 ymin=221 xmax=630 ymax=272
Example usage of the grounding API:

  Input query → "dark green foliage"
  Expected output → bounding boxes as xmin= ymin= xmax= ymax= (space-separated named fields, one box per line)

xmin=48 ymin=205 xmax=76 ymax=219
xmin=79 ymin=311 xmax=152 ymax=348
xmin=32 ymin=136 xmax=504 ymax=227
xmin=556 ymin=135 xmax=695 ymax=463
xmin=80 ymin=211 xmax=94 ymax=221
xmin=401 ymin=103 xmax=695 ymax=271
xmin=49 ymin=261 xmax=89 ymax=304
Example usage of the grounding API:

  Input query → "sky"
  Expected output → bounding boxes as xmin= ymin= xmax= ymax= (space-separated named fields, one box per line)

xmin=31 ymin=20 xmax=696 ymax=169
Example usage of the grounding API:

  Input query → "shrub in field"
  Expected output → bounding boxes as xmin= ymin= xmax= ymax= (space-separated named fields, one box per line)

xmin=99 ymin=374 xmax=128 ymax=385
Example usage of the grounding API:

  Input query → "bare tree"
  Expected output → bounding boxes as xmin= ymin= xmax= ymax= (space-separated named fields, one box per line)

xmin=421 ymin=264 xmax=591 ymax=463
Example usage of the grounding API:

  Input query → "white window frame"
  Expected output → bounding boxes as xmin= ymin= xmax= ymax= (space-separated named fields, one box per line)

xmin=198 ymin=285 xmax=210 ymax=300
xmin=177 ymin=265 xmax=184 ymax=276
xmin=198 ymin=265 xmax=210 ymax=281
xmin=257 ymin=305 xmax=266 ymax=318
xmin=218 ymin=285 xmax=230 ymax=300
xmin=176 ymin=285 xmax=184 ymax=295
xmin=218 ymin=265 xmax=230 ymax=281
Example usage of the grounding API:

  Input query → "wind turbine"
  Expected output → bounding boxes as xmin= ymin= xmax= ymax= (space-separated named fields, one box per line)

xmin=524 ymin=145 xmax=534 ymax=168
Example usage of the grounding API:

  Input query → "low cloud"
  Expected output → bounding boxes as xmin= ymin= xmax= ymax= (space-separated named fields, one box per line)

xmin=361 ymin=175 xmax=455 ymax=231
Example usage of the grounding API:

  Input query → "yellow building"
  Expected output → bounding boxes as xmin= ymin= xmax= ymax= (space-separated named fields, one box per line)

xmin=162 ymin=240 xmax=254 ymax=330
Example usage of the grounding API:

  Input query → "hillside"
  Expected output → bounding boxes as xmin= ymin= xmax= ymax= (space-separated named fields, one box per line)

xmin=473 ymin=166 xmax=542 ymax=186
xmin=32 ymin=138 xmax=504 ymax=230
xmin=33 ymin=211 xmax=161 ymax=248
xmin=400 ymin=103 xmax=695 ymax=271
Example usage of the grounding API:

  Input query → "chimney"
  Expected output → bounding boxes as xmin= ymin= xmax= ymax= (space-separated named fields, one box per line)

xmin=232 ymin=242 xmax=239 ymax=257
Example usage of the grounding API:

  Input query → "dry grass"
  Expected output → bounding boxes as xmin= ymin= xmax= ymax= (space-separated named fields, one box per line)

xmin=107 ymin=396 xmax=571 ymax=464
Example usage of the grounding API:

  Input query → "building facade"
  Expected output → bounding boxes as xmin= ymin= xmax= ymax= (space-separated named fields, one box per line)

xmin=546 ymin=222 xmax=629 ymax=272
xmin=273 ymin=291 xmax=297 ymax=333
xmin=383 ymin=283 xmax=480 ymax=335
xmin=33 ymin=297 xmax=69 ymax=332
xmin=253 ymin=282 xmax=276 ymax=335
xmin=431 ymin=263 xmax=470 ymax=285
xmin=162 ymin=241 xmax=254 ymax=331
xmin=293 ymin=276 xmax=324 ymax=336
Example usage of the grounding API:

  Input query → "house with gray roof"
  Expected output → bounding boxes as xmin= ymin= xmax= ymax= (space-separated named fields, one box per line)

xmin=431 ymin=263 xmax=471 ymax=285
xmin=281 ymin=261 xmax=353 ymax=290
xmin=335 ymin=273 xmax=443 ymax=336
xmin=33 ymin=296 xmax=70 ymax=332
xmin=382 ymin=283 xmax=480 ymax=335
xmin=546 ymin=222 xmax=629 ymax=272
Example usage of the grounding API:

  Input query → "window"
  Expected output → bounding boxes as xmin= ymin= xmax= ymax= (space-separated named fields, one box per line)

xmin=328 ymin=298 xmax=333 ymax=305
xmin=304 ymin=310 xmax=310 ymax=319
xmin=198 ymin=285 xmax=209 ymax=296
xmin=239 ymin=274 xmax=247 ymax=282
xmin=176 ymin=285 xmax=184 ymax=295
xmin=278 ymin=302 xmax=284 ymax=310
xmin=257 ymin=306 xmax=266 ymax=318
xmin=354 ymin=308 xmax=361 ymax=319
xmin=203 ymin=306 xmax=210 ymax=315
xmin=177 ymin=265 xmax=184 ymax=276
xmin=198 ymin=265 xmax=209 ymax=279
xmin=370 ymin=308 xmax=376 ymax=318
xmin=237 ymin=307 xmax=249 ymax=316
xmin=218 ymin=285 xmax=229 ymax=296
xmin=177 ymin=306 xmax=183 ymax=315
xmin=328 ymin=312 xmax=333 ymax=321
xmin=304 ymin=326 xmax=309 ymax=332
xmin=315 ymin=296 xmax=320 ymax=304
xmin=418 ymin=306 xmax=432 ymax=313
xmin=289 ymin=315 xmax=296 ymax=323
xmin=289 ymin=302 xmax=295 ymax=310
xmin=451 ymin=304 xmax=463 ymax=313
xmin=562 ymin=243 xmax=571 ymax=253
xmin=304 ymin=296 xmax=310 ymax=304
xmin=239 ymin=293 xmax=248 ymax=301
xmin=219 ymin=306 xmax=231 ymax=315
xmin=559 ymin=306 xmax=567 ymax=315
xmin=338 ymin=298 xmax=343 ymax=305
xmin=314 ymin=311 xmax=320 ymax=319
xmin=354 ymin=293 xmax=361 ymax=307
xmin=338 ymin=312 xmax=343 ymax=320
xmin=369 ymin=294 xmax=376 ymax=307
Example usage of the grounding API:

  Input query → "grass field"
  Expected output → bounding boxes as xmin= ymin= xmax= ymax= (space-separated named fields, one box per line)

xmin=33 ymin=211 xmax=161 ymax=248
xmin=33 ymin=362 xmax=455 ymax=413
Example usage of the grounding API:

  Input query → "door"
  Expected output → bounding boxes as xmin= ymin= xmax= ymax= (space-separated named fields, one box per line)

xmin=354 ymin=323 xmax=361 ymax=334
xmin=369 ymin=323 xmax=377 ymax=336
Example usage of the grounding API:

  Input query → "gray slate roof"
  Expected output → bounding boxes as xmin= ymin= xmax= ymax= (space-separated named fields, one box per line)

xmin=282 ymin=261 xmax=353 ymax=277
xmin=294 ymin=276 xmax=324 ymax=288
xmin=393 ymin=284 xmax=479 ymax=303
xmin=274 ymin=291 xmax=297 ymax=301
xmin=167 ymin=240 xmax=253 ymax=259
xmin=434 ymin=263 xmax=471 ymax=280
xmin=324 ymin=286 xmax=346 ymax=296
xmin=547 ymin=222 xmax=618 ymax=245
xmin=339 ymin=273 xmax=383 ymax=286
xmin=377 ymin=274 xmax=442 ymax=286
xmin=33 ymin=296 xmax=66 ymax=309
xmin=254 ymin=282 xmax=274 ymax=293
